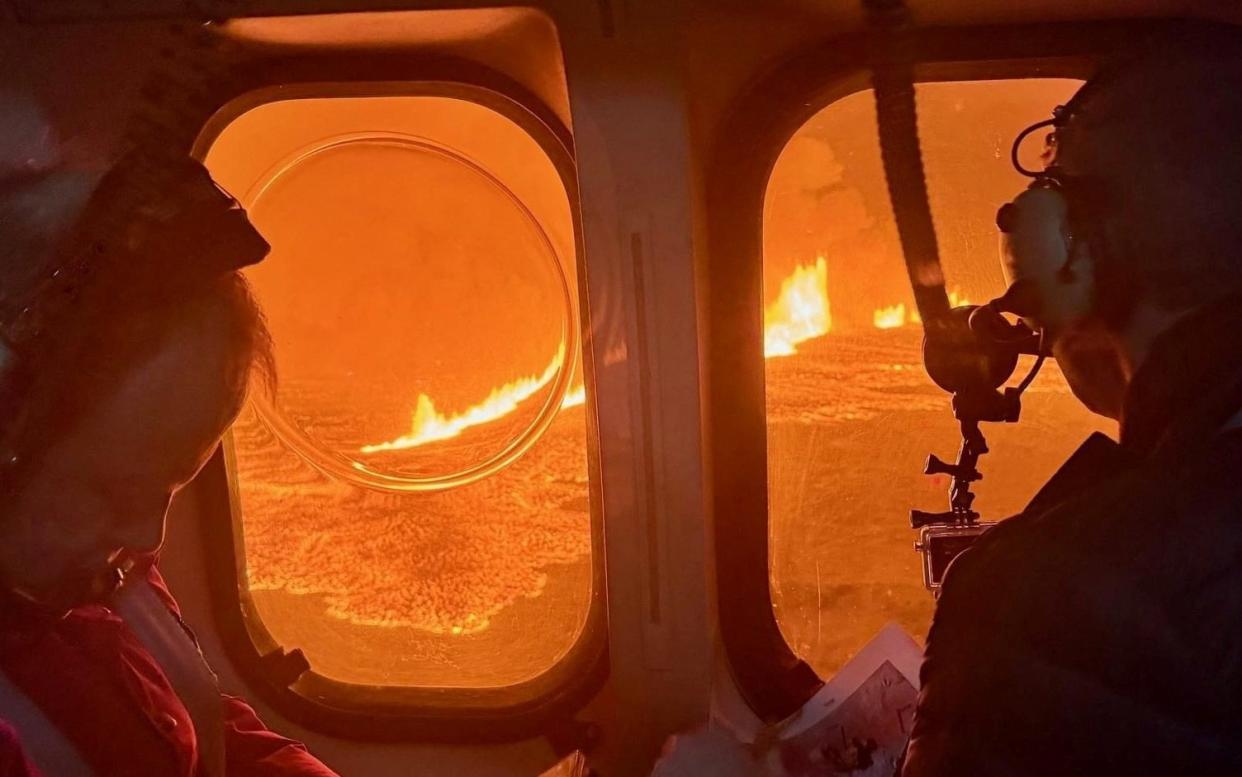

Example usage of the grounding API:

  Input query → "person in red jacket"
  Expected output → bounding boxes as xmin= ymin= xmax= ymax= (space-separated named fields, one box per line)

xmin=0 ymin=95 xmax=338 ymax=777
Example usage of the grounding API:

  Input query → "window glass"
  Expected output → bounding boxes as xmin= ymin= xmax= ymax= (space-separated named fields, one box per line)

xmin=764 ymin=79 xmax=1110 ymax=679
xmin=205 ymin=95 xmax=591 ymax=688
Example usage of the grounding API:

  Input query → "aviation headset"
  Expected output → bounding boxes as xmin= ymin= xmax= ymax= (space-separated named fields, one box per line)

xmin=983 ymin=104 xmax=1096 ymax=334
xmin=942 ymin=81 xmax=1126 ymax=407
xmin=978 ymin=69 xmax=1133 ymax=340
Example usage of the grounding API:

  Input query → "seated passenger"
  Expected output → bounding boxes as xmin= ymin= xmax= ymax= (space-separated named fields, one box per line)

xmin=0 ymin=96 xmax=338 ymax=776
xmin=902 ymin=31 xmax=1242 ymax=776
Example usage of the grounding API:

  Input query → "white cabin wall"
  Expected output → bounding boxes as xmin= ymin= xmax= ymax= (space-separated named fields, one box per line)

xmin=553 ymin=0 xmax=718 ymax=770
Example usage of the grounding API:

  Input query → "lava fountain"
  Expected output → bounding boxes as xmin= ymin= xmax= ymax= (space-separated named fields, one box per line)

xmin=764 ymin=256 xmax=831 ymax=358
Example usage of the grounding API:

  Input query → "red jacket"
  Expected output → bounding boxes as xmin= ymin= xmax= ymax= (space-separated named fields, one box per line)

xmin=0 ymin=566 xmax=338 ymax=777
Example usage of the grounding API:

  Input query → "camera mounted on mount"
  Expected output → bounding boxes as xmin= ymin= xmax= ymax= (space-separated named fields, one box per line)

xmin=907 ymin=97 xmax=1075 ymax=593
xmin=862 ymin=0 xmax=1070 ymax=593
xmin=912 ymin=299 xmax=1045 ymax=591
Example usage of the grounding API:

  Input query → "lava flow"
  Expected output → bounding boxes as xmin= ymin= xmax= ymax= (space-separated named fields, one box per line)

xmin=763 ymin=256 xmax=831 ymax=358
xmin=872 ymin=289 xmax=973 ymax=329
xmin=360 ymin=256 xmax=841 ymax=454
xmin=873 ymin=303 xmax=909 ymax=329
xmin=361 ymin=343 xmax=582 ymax=453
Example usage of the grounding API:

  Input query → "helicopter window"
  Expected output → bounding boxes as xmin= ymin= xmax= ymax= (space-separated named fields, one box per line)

xmin=203 ymin=92 xmax=593 ymax=689
xmin=764 ymin=78 xmax=1111 ymax=679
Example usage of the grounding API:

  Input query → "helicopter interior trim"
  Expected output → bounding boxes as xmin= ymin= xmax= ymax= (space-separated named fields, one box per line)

xmin=3 ymin=2 xmax=1241 ymax=775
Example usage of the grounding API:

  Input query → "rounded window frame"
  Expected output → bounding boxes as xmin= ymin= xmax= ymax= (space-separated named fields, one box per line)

xmin=704 ymin=19 xmax=1198 ymax=721
xmin=189 ymin=72 xmax=606 ymax=742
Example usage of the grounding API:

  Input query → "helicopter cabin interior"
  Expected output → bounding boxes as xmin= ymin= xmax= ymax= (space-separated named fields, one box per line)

xmin=1 ymin=0 xmax=1240 ymax=775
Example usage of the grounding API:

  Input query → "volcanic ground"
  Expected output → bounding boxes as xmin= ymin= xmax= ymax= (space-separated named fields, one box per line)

xmin=234 ymin=326 xmax=1109 ymax=686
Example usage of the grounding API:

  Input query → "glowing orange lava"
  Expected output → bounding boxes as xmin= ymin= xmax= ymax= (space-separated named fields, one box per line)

xmin=361 ymin=343 xmax=579 ymax=453
xmin=362 ymin=257 xmax=835 ymax=458
xmin=873 ymin=289 xmax=973 ymax=329
xmin=764 ymin=256 xmax=831 ymax=358
xmin=560 ymin=384 xmax=586 ymax=410
xmin=874 ymin=303 xmax=908 ymax=329
xmin=367 ymin=256 xmax=947 ymax=456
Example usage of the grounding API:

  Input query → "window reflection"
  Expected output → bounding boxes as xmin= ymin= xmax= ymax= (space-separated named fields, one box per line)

xmin=764 ymin=80 xmax=1110 ymax=678
xmin=205 ymin=95 xmax=591 ymax=688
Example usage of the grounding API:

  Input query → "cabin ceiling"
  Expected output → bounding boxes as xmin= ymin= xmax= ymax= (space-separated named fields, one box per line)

xmin=702 ymin=0 xmax=1240 ymax=26
xmin=5 ymin=0 xmax=1242 ymax=27
xmin=222 ymin=9 xmax=530 ymax=48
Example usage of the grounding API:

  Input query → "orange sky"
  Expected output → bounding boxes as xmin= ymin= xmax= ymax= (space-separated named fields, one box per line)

xmin=763 ymin=79 xmax=1081 ymax=330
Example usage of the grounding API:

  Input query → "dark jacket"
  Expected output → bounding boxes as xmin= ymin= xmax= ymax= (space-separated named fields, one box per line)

xmin=902 ymin=295 xmax=1242 ymax=776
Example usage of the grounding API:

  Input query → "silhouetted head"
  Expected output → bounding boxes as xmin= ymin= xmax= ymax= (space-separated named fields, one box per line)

xmin=1002 ymin=25 xmax=1242 ymax=418
xmin=0 ymin=100 xmax=273 ymax=610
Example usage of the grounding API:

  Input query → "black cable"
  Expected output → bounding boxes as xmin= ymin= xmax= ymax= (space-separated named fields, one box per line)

xmin=1014 ymin=328 xmax=1048 ymax=396
xmin=865 ymin=0 xmax=953 ymax=328
xmin=1010 ymin=117 xmax=1058 ymax=178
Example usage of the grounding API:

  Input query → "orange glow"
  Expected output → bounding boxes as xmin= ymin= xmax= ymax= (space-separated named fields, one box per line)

xmin=873 ymin=289 xmax=973 ymax=329
xmin=764 ymin=256 xmax=831 ymax=358
xmin=358 ymin=346 xmax=585 ymax=454
xmin=873 ymin=303 xmax=908 ymax=329
xmin=207 ymin=94 xmax=592 ymax=688
xmin=561 ymin=383 xmax=586 ymax=409
xmin=356 ymin=251 xmax=833 ymax=459
xmin=361 ymin=344 xmax=571 ymax=453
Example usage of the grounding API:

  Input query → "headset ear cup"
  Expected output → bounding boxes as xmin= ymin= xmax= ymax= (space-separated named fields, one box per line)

xmin=1000 ymin=184 xmax=1096 ymax=330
